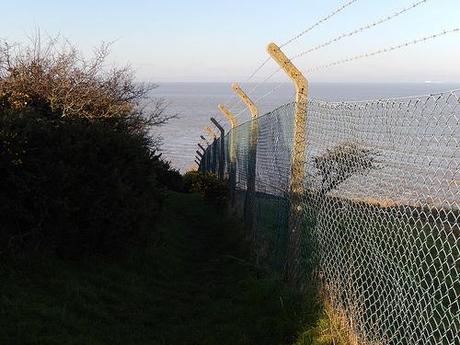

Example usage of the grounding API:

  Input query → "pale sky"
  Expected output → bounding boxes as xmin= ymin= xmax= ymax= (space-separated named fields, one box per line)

xmin=2 ymin=0 xmax=460 ymax=83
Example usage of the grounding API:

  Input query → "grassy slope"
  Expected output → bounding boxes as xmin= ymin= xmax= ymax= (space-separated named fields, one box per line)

xmin=0 ymin=192 xmax=343 ymax=345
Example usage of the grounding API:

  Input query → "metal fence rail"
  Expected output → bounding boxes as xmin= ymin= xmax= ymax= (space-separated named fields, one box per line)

xmin=200 ymin=90 xmax=460 ymax=345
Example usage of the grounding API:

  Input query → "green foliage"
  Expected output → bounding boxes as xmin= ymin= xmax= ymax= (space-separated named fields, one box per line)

xmin=182 ymin=170 xmax=203 ymax=191
xmin=183 ymin=170 xmax=228 ymax=206
xmin=153 ymin=157 xmax=184 ymax=192
xmin=0 ymin=109 xmax=165 ymax=257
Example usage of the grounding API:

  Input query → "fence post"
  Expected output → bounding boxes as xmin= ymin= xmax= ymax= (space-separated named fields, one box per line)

xmin=204 ymin=126 xmax=217 ymax=140
xmin=198 ymin=142 xmax=212 ymax=173
xmin=202 ymin=128 xmax=214 ymax=173
xmin=211 ymin=139 xmax=218 ymax=174
xmin=200 ymin=135 xmax=210 ymax=146
xmin=197 ymin=143 xmax=206 ymax=154
xmin=207 ymin=148 xmax=212 ymax=173
xmin=232 ymin=83 xmax=259 ymax=236
xmin=267 ymin=42 xmax=308 ymax=282
xmin=218 ymin=104 xmax=238 ymax=206
xmin=204 ymin=127 xmax=217 ymax=173
xmin=210 ymin=117 xmax=225 ymax=181
xmin=232 ymin=83 xmax=259 ymax=118
xmin=199 ymin=139 xmax=208 ymax=151
xmin=218 ymin=104 xmax=238 ymax=128
xmin=196 ymin=150 xmax=204 ymax=172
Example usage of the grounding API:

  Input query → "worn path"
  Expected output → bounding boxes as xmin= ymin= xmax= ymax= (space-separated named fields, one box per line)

xmin=0 ymin=192 xmax=324 ymax=345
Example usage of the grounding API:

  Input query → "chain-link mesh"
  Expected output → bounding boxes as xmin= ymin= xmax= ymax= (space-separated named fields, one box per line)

xmin=200 ymin=90 xmax=459 ymax=345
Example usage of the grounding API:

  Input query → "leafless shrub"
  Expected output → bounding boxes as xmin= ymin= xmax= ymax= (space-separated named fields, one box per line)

xmin=0 ymin=34 xmax=174 ymax=132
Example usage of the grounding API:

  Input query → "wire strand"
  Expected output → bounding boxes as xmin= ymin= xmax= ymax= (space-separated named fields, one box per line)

xmin=234 ymin=27 xmax=460 ymax=120
xmin=306 ymin=28 xmax=460 ymax=73
xmin=292 ymin=0 xmax=430 ymax=59
xmin=224 ymin=0 xmax=361 ymax=111
xmin=246 ymin=0 xmax=433 ymax=99
xmin=280 ymin=0 xmax=360 ymax=48
xmin=234 ymin=83 xmax=287 ymax=120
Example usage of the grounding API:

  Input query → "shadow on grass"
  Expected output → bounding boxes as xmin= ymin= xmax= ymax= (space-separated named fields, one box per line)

xmin=0 ymin=192 xmax=344 ymax=345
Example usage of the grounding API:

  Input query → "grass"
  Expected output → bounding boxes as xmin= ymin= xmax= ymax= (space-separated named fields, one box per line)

xmin=0 ymin=192 xmax=347 ymax=345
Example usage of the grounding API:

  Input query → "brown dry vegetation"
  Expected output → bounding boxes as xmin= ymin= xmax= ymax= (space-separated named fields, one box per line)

xmin=0 ymin=34 xmax=173 ymax=135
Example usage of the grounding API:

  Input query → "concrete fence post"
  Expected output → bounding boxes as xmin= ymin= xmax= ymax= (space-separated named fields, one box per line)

xmin=210 ymin=117 xmax=225 ymax=181
xmin=231 ymin=83 xmax=259 ymax=235
xmin=196 ymin=149 xmax=205 ymax=172
xmin=211 ymin=139 xmax=217 ymax=174
xmin=204 ymin=126 xmax=217 ymax=141
xmin=197 ymin=143 xmax=206 ymax=154
xmin=199 ymin=142 xmax=213 ymax=174
xmin=203 ymin=127 xmax=217 ymax=173
xmin=200 ymin=135 xmax=210 ymax=146
xmin=218 ymin=104 xmax=238 ymax=206
xmin=267 ymin=42 xmax=308 ymax=282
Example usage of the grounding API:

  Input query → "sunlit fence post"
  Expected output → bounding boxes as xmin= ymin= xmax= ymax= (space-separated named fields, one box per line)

xmin=218 ymin=104 xmax=238 ymax=205
xmin=189 ymin=16 xmax=460 ymax=344
xmin=267 ymin=42 xmax=308 ymax=282
xmin=198 ymin=78 xmax=460 ymax=344
xmin=232 ymin=83 xmax=259 ymax=236
xmin=204 ymin=126 xmax=217 ymax=141
xmin=200 ymin=135 xmax=209 ymax=146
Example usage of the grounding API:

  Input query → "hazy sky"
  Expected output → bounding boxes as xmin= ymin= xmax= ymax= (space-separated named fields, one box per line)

xmin=2 ymin=0 xmax=460 ymax=83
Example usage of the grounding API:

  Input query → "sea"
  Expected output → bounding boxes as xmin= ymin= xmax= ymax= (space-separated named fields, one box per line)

xmin=149 ymin=82 xmax=460 ymax=173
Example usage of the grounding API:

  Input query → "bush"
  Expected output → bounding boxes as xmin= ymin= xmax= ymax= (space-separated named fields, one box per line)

xmin=183 ymin=171 xmax=228 ymax=206
xmin=0 ymin=36 xmax=180 ymax=258
xmin=0 ymin=109 xmax=164 ymax=257
xmin=153 ymin=157 xmax=184 ymax=192
xmin=0 ymin=36 xmax=174 ymax=129
xmin=183 ymin=170 xmax=203 ymax=192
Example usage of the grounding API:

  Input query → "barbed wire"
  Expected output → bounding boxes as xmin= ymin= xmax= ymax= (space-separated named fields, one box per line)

xmin=245 ymin=0 xmax=360 ymax=82
xmin=243 ymin=66 xmax=283 ymax=100
xmin=241 ymin=0 xmax=433 ymax=103
xmin=234 ymin=82 xmax=287 ymax=120
xmin=253 ymin=83 xmax=286 ymax=105
xmin=306 ymin=28 xmax=460 ymax=73
xmin=238 ymin=27 xmax=459 ymax=114
xmin=223 ymin=0 xmax=361 ymax=111
xmin=292 ymin=0 xmax=430 ymax=59
xmin=235 ymin=23 xmax=459 ymax=120
xmin=280 ymin=0 xmax=361 ymax=48
xmin=223 ymin=3 xmax=457 ymax=126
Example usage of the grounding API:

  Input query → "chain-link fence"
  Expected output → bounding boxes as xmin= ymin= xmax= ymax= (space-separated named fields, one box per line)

xmin=199 ymin=90 xmax=459 ymax=345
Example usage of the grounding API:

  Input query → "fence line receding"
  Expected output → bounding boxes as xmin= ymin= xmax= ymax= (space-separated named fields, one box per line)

xmin=198 ymin=89 xmax=460 ymax=345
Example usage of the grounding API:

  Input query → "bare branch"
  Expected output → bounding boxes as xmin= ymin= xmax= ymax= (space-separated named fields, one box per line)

xmin=0 ymin=35 xmax=172 ymax=133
